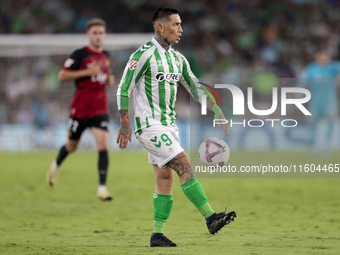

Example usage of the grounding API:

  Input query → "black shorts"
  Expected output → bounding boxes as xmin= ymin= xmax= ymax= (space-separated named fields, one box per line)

xmin=67 ymin=115 xmax=109 ymax=140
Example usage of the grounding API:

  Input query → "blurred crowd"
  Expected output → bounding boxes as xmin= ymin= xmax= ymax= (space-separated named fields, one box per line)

xmin=1 ymin=0 xmax=340 ymax=125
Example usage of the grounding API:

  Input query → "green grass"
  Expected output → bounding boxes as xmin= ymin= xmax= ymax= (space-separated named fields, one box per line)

xmin=0 ymin=151 xmax=340 ymax=254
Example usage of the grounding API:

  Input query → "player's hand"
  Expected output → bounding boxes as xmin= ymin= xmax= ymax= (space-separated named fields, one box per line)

xmin=107 ymin=74 xmax=115 ymax=86
xmin=117 ymin=124 xmax=132 ymax=150
xmin=216 ymin=114 xmax=229 ymax=135
xmin=86 ymin=63 xmax=101 ymax=76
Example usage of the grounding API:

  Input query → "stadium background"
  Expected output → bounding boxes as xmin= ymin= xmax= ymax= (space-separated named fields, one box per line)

xmin=1 ymin=1 xmax=340 ymax=254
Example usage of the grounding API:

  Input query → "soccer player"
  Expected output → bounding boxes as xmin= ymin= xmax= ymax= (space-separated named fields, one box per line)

xmin=299 ymin=49 xmax=340 ymax=157
xmin=116 ymin=8 xmax=236 ymax=247
xmin=47 ymin=18 xmax=114 ymax=201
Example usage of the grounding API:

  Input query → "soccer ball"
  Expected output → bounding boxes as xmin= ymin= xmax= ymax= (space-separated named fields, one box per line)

xmin=198 ymin=137 xmax=230 ymax=167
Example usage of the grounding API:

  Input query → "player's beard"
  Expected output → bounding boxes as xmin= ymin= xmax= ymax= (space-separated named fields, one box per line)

xmin=164 ymin=37 xmax=171 ymax=45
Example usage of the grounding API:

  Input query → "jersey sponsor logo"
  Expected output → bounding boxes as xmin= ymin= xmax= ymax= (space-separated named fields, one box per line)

xmin=155 ymin=72 xmax=181 ymax=82
xmin=91 ymin=72 xmax=107 ymax=83
xmin=64 ymin=58 xmax=74 ymax=68
xmin=155 ymin=73 xmax=165 ymax=81
xmin=129 ymin=60 xmax=138 ymax=70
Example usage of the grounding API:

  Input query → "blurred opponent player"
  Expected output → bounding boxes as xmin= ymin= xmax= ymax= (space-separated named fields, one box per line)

xmin=299 ymin=49 xmax=340 ymax=157
xmin=47 ymin=18 xmax=115 ymax=201
xmin=117 ymin=7 xmax=236 ymax=247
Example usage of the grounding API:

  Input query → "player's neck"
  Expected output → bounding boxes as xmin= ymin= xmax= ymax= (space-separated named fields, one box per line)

xmin=155 ymin=32 xmax=170 ymax=51
xmin=87 ymin=44 xmax=103 ymax=53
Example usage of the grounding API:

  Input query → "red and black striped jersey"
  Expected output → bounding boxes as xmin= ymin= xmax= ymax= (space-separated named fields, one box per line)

xmin=63 ymin=46 xmax=110 ymax=119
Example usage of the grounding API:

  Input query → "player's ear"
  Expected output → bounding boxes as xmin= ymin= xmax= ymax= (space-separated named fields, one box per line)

xmin=156 ymin=22 xmax=165 ymax=33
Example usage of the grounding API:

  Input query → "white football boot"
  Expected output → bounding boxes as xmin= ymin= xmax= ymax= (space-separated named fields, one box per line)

xmin=97 ymin=185 xmax=113 ymax=201
xmin=46 ymin=160 xmax=61 ymax=187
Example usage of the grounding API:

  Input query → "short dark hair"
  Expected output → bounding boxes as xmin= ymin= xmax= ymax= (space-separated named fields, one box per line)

xmin=152 ymin=7 xmax=178 ymax=24
xmin=86 ymin=18 xmax=107 ymax=32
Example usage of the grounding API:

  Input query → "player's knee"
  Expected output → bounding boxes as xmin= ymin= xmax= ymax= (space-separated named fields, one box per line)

xmin=65 ymin=142 xmax=78 ymax=152
xmin=66 ymin=145 xmax=77 ymax=153
xmin=157 ymin=173 xmax=174 ymax=188
xmin=165 ymin=174 xmax=174 ymax=186
xmin=96 ymin=138 xmax=109 ymax=151
xmin=97 ymin=143 xmax=108 ymax=151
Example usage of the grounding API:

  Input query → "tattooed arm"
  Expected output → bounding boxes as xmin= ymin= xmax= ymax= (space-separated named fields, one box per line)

xmin=177 ymin=49 xmax=229 ymax=135
xmin=116 ymin=48 xmax=145 ymax=148
xmin=207 ymin=96 xmax=229 ymax=135
xmin=116 ymin=110 xmax=132 ymax=150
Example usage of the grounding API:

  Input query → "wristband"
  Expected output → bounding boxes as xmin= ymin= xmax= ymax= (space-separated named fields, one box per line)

xmin=212 ymin=105 xmax=223 ymax=119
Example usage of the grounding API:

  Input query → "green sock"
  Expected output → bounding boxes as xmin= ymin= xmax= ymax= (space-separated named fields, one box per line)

xmin=153 ymin=193 xmax=174 ymax=233
xmin=181 ymin=178 xmax=215 ymax=218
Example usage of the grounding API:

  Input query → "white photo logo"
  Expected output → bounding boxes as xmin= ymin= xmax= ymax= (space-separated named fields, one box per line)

xmin=200 ymin=84 xmax=312 ymax=128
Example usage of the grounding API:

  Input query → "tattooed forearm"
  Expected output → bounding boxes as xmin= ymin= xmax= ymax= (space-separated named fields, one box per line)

xmin=207 ymin=96 xmax=215 ymax=111
xmin=155 ymin=31 xmax=170 ymax=51
xmin=119 ymin=110 xmax=130 ymax=135
xmin=119 ymin=110 xmax=129 ymax=124
xmin=164 ymin=152 xmax=196 ymax=181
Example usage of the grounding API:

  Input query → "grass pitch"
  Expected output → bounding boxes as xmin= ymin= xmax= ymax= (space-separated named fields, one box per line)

xmin=0 ymin=151 xmax=340 ymax=254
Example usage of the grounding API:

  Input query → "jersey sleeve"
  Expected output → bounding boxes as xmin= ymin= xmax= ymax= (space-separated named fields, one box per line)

xmin=117 ymin=48 xmax=151 ymax=110
xmin=62 ymin=49 xmax=83 ymax=71
xmin=179 ymin=53 xmax=205 ymax=103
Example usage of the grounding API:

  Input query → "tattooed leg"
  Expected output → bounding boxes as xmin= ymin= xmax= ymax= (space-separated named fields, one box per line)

xmin=163 ymin=152 xmax=216 ymax=221
xmin=163 ymin=151 xmax=196 ymax=185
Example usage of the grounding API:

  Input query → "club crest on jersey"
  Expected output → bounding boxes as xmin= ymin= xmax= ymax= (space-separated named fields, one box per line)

xmin=129 ymin=60 xmax=138 ymax=70
xmin=157 ymin=60 xmax=162 ymax=66
xmin=175 ymin=59 xmax=180 ymax=68
xmin=64 ymin=58 xmax=74 ymax=68
xmin=155 ymin=72 xmax=181 ymax=82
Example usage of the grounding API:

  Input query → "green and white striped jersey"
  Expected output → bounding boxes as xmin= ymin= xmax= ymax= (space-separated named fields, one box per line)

xmin=117 ymin=37 xmax=204 ymax=135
